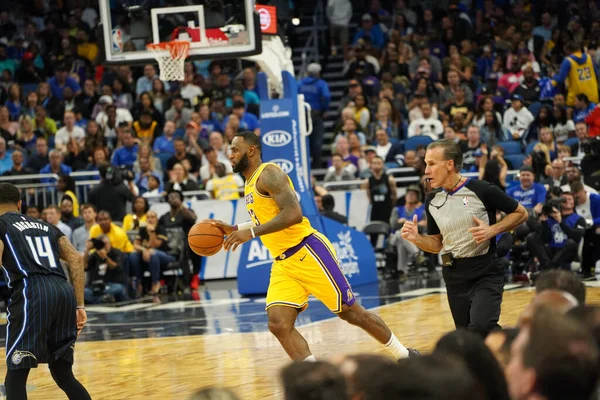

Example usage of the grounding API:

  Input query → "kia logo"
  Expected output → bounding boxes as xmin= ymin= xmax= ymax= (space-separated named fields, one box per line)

xmin=262 ymin=130 xmax=292 ymax=147
xmin=271 ymin=159 xmax=294 ymax=174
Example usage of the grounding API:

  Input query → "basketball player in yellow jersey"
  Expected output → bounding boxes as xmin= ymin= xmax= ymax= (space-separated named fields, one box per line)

xmin=552 ymin=41 xmax=599 ymax=107
xmin=205 ymin=132 xmax=419 ymax=361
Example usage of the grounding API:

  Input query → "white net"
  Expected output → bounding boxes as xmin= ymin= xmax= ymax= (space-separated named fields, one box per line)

xmin=146 ymin=41 xmax=190 ymax=81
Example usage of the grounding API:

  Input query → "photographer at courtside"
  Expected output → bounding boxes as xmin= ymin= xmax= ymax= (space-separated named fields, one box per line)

xmin=401 ymin=139 xmax=528 ymax=337
xmin=525 ymin=191 xmax=586 ymax=275
xmin=88 ymin=162 xmax=137 ymax=221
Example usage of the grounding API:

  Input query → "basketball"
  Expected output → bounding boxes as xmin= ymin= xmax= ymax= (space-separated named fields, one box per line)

xmin=188 ymin=223 xmax=224 ymax=256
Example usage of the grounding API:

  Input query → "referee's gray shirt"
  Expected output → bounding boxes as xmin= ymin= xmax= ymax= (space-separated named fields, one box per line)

xmin=426 ymin=178 xmax=519 ymax=259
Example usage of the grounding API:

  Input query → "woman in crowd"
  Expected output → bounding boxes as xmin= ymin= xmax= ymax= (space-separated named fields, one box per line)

xmin=551 ymin=105 xmax=575 ymax=143
xmin=165 ymin=162 xmax=200 ymax=193
xmin=84 ymin=120 xmax=106 ymax=154
xmin=150 ymin=78 xmax=170 ymax=114
xmin=5 ymin=83 xmax=22 ymax=120
xmin=123 ymin=196 xmax=149 ymax=232
xmin=133 ymin=143 xmax=162 ymax=176
xmin=0 ymin=106 xmax=18 ymax=142
xmin=538 ymin=126 xmax=558 ymax=161
xmin=472 ymin=96 xmax=502 ymax=128
xmin=480 ymin=110 xmax=510 ymax=145
xmin=56 ymin=175 xmax=80 ymax=217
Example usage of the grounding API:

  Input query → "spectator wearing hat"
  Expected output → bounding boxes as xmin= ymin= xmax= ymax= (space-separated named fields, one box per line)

xmin=48 ymin=63 xmax=81 ymax=101
xmin=183 ymin=120 xmax=207 ymax=159
xmin=409 ymin=43 xmax=442 ymax=82
xmin=95 ymin=97 xmax=133 ymax=129
xmin=503 ymin=94 xmax=535 ymax=140
xmin=299 ymin=63 xmax=331 ymax=169
xmin=476 ymin=73 xmax=509 ymax=106
xmin=165 ymin=95 xmax=193 ymax=130
xmin=336 ymin=79 xmax=363 ymax=115
xmin=513 ymin=65 xmax=541 ymax=107
xmin=327 ymin=0 xmax=352 ymax=59
xmin=352 ymin=13 xmax=385 ymax=50
xmin=14 ymin=51 xmax=45 ymax=84
xmin=389 ymin=184 xmax=425 ymax=278
xmin=344 ymin=44 xmax=377 ymax=80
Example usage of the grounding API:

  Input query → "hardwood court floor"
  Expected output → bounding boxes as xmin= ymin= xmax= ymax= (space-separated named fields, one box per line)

xmin=2 ymin=285 xmax=599 ymax=400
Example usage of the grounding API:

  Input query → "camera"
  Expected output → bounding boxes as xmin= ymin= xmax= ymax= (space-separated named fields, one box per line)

xmin=541 ymin=198 xmax=564 ymax=216
xmin=105 ymin=166 xmax=135 ymax=185
xmin=91 ymin=238 xmax=106 ymax=250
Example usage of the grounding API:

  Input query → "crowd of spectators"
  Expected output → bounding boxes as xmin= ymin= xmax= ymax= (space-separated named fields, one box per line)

xmin=188 ymin=270 xmax=600 ymax=400
xmin=308 ymin=0 xmax=600 ymax=281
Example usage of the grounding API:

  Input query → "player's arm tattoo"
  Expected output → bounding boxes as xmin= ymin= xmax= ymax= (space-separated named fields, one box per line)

xmin=253 ymin=165 xmax=303 ymax=237
xmin=58 ymin=236 xmax=85 ymax=307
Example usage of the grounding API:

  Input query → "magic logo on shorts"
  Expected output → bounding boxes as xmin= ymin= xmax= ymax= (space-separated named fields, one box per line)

xmin=11 ymin=350 xmax=37 ymax=365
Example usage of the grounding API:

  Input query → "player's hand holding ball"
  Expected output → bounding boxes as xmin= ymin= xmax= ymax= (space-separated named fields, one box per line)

xmin=188 ymin=221 xmax=226 ymax=256
xmin=223 ymin=229 xmax=253 ymax=252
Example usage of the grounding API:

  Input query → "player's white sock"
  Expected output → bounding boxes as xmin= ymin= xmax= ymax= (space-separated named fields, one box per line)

xmin=385 ymin=334 xmax=409 ymax=359
xmin=304 ymin=355 xmax=317 ymax=362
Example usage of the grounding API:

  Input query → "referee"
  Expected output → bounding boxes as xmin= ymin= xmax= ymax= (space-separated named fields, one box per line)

xmin=401 ymin=140 xmax=528 ymax=336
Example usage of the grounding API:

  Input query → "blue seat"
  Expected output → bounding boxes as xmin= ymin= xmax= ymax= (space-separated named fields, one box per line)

xmin=504 ymin=154 xmax=526 ymax=169
xmin=156 ymin=152 xmax=173 ymax=171
xmin=497 ymin=141 xmax=522 ymax=155
xmin=528 ymin=101 xmax=542 ymax=117
xmin=564 ymin=137 xmax=579 ymax=148
xmin=525 ymin=141 xmax=538 ymax=154
xmin=404 ymin=136 xmax=433 ymax=151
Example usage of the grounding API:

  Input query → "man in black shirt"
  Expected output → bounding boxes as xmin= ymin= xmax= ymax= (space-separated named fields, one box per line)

xmin=320 ymin=194 xmax=348 ymax=225
xmin=0 ymin=183 xmax=90 ymax=400
xmin=158 ymin=190 xmax=197 ymax=288
xmin=402 ymin=140 xmax=528 ymax=337
xmin=166 ymin=138 xmax=201 ymax=176
xmin=363 ymin=156 xmax=397 ymax=224
xmin=131 ymin=210 xmax=175 ymax=296
xmin=83 ymin=235 xmax=128 ymax=303
xmin=88 ymin=162 xmax=136 ymax=221
xmin=24 ymin=137 xmax=49 ymax=173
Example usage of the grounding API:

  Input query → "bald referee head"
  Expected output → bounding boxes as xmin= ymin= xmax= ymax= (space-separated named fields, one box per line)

xmin=424 ymin=139 xmax=463 ymax=190
xmin=0 ymin=182 xmax=22 ymax=214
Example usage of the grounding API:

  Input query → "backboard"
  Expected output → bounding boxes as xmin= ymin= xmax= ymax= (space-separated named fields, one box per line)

xmin=99 ymin=0 xmax=262 ymax=64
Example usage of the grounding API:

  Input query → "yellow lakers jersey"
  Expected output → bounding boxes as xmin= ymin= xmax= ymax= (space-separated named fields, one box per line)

xmin=566 ymin=52 xmax=599 ymax=106
xmin=211 ymin=175 xmax=240 ymax=200
xmin=244 ymin=162 xmax=316 ymax=257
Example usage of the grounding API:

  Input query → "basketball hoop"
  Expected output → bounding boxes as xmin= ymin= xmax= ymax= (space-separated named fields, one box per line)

xmin=146 ymin=41 xmax=190 ymax=81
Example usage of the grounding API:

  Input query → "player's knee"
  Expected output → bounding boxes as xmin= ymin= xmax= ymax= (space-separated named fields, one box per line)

xmin=337 ymin=308 xmax=362 ymax=326
xmin=268 ymin=315 xmax=293 ymax=338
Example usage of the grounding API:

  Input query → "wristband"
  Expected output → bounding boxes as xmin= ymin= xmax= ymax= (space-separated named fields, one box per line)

xmin=251 ymin=227 xmax=256 ymax=238
xmin=236 ymin=221 xmax=255 ymax=231
xmin=77 ymin=306 xmax=85 ymax=310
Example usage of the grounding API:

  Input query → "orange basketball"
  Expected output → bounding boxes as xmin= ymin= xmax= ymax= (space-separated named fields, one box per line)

xmin=188 ymin=223 xmax=224 ymax=256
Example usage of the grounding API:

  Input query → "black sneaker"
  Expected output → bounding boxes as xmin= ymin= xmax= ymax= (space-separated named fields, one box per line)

xmin=408 ymin=348 xmax=421 ymax=357
xmin=398 ymin=348 xmax=421 ymax=362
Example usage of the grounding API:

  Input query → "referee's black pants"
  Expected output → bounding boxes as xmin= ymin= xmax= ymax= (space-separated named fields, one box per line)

xmin=442 ymin=254 xmax=505 ymax=337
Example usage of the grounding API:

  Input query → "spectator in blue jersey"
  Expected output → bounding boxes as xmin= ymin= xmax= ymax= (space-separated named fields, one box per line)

xmin=526 ymin=191 xmax=585 ymax=273
xmin=198 ymin=103 xmax=221 ymax=134
xmin=507 ymin=166 xmax=547 ymax=214
xmin=572 ymin=94 xmax=596 ymax=123
xmin=352 ymin=13 xmax=385 ymax=50
xmin=389 ymin=185 xmax=426 ymax=278
xmin=40 ymin=150 xmax=72 ymax=183
xmin=152 ymin=120 xmax=176 ymax=155
xmin=47 ymin=63 xmax=81 ymax=101
xmin=111 ymin=129 xmax=138 ymax=168
xmin=298 ymin=63 xmax=331 ymax=169
xmin=221 ymin=101 xmax=259 ymax=136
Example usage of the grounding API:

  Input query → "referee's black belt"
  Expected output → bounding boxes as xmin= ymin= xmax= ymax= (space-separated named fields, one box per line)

xmin=450 ymin=253 xmax=493 ymax=264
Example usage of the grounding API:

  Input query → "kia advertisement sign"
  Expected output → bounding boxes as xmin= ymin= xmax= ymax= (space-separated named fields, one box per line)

xmin=256 ymin=5 xmax=278 ymax=35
